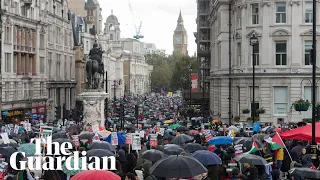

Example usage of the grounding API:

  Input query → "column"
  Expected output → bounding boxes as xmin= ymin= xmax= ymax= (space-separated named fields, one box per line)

xmin=17 ymin=28 xmax=21 ymax=75
xmin=290 ymin=2 xmax=301 ymax=66
xmin=261 ymin=2 xmax=271 ymax=67
xmin=32 ymin=55 xmax=36 ymax=75
xmin=32 ymin=31 xmax=36 ymax=49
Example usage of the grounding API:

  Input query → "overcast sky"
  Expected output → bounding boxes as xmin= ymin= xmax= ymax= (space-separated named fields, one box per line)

xmin=99 ymin=0 xmax=197 ymax=55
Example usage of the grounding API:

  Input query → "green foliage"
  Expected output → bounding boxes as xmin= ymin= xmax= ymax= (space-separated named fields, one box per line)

xmin=145 ymin=53 xmax=198 ymax=91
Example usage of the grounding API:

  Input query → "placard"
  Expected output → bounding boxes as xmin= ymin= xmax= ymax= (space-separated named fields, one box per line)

xmin=72 ymin=135 xmax=80 ymax=146
xmin=93 ymin=133 xmax=100 ymax=142
xmin=139 ymin=131 xmax=145 ymax=138
xmin=111 ymin=132 xmax=118 ymax=146
xmin=14 ymin=125 xmax=19 ymax=134
xmin=149 ymin=134 xmax=158 ymax=147
xmin=159 ymin=128 xmax=165 ymax=136
xmin=125 ymin=133 xmax=132 ymax=144
xmin=132 ymin=133 xmax=141 ymax=150
xmin=0 ymin=133 xmax=10 ymax=144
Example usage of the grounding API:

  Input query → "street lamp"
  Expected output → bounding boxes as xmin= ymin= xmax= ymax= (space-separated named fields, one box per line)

xmin=250 ymin=34 xmax=258 ymax=123
xmin=189 ymin=65 xmax=193 ymax=107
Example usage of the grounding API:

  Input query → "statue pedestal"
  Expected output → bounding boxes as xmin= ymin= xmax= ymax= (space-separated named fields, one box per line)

xmin=78 ymin=89 xmax=108 ymax=131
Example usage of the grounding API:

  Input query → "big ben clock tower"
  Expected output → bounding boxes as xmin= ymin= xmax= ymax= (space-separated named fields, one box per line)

xmin=173 ymin=10 xmax=188 ymax=55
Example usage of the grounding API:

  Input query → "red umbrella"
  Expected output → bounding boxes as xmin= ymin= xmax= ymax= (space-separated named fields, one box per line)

xmin=280 ymin=122 xmax=320 ymax=142
xmin=70 ymin=170 xmax=120 ymax=180
xmin=188 ymin=130 xmax=199 ymax=135
xmin=89 ymin=126 xmax=105 ymax=132
xmin=208 ymin=145 xmax=215 ymax=152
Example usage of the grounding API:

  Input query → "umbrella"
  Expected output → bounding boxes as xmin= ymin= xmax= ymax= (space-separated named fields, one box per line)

xmin=184 ymin=143 xmax=204 ymax=153
xmin=140 ymin=149 xmax=167 ymax=162
xmin=289 ymin=167 xmax=320 ymax=179
xmin=70 ymin=170 xmax=121 ymax=180
xmin=105 ymin=132 xmax=126 ymax=145
xmin=163 ymin=145 xmax=185 ymax=155
xmin=235 ymin=138 xmax=263 ymax=150
xmin=168 ymin=124 xmax=181 ymax=129
xmin=176 ymin=126 xmax=189 ymax=132
xmin=233 ymin=154 xmax=268 ymax=166
xmin=0 ymin=146 xmax=16 ymax=162
xmin=227 ymin=125 xmax=239 ymax=133
xmin=0 ymin=139 xmax=17 ymax=144
xmin=0 ymin=142 xmax=19 ymax=149
xmin=86 ymin=149 xmax=114 ymax=158
xmin=52 ymin=132 xmax=68 ymax=139
xmin=252 ymin=133 xmax=267 ymax=141
xmin=79 ymin=131 xmax=96 ymax=140
xmin=88 ymin=141 xmax=115 ymax=152
xmin=208 ymin=136 xmax=234 ymax=145
xmin=171 ymin=134 xmax=193 ymax=145
xmin=192 ymin=150 xmax=222 ymax=166
xmin=18 ymin=143 xmax=38 ymax=156
xmin=149 ymin=155 xmax=207 ymax=178
xmin=62 ymin=156 xmax=87 ymax=176
xmin=188 ymin=130 xmax=199 ymax=135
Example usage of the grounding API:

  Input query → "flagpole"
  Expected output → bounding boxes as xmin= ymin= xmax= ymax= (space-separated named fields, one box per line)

xmin=276 ymin=132 xmax=293 ymax=162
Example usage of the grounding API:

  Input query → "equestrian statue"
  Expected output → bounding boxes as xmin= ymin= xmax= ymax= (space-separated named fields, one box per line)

xmin=86 ymin=41 xmax=104 ymax=89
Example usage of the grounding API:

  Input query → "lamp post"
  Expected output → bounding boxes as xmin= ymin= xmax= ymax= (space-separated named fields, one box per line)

xmin=250 ymin=34 xmax=258 ymax=123
xmin=311 ymin=0 xmax=317 ymax=153
xmin=189 ymin=65 xmax=193 ymax=107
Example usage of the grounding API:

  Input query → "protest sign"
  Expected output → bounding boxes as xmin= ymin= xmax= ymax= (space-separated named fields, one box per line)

xmin=132 ymin=133 xmax=141 ymax=150
xmin=126 ymin=133 xmax=132 ymax=144
xmin=149 ymin=134 xmax=158 ymax=147
xmin=111 ymin=132 xmax=118 ymax=146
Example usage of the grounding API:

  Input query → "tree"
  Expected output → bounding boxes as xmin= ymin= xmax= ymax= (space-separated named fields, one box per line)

xmin=170 ymin=56 xmax=198 ymax=91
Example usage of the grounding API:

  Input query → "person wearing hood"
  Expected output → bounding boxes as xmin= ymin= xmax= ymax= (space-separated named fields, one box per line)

xmin=118 ymin=149 xmax=128 ymax=174
xmin=126 ymin=153 xmax=137 ymax=173
xmin=301 ymin=154 xmax=317 ymax=169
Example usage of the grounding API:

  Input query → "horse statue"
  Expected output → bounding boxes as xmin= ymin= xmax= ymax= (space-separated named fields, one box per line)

xmin=86 ymin=42 xmax=104 ymax=89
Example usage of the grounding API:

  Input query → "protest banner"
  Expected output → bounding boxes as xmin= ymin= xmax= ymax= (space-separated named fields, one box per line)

xmin=111 ymin=132 xmax=118 ymax=146
xmin=132 ymin=133 xmax=141 ymax=150
xmin=149 ymin=134 xmax=158 ymax=147
xmin=125 ymin=133 xmax=132 ymax=144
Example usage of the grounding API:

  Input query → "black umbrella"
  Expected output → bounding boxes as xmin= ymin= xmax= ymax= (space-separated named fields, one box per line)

xmin=86 ymin=149 xmax=114 ymax=158
xmin=252 ymin=133 xmax=267 ymax=141
xmin=176 ymin=126 xmax=189 ymax=132
xmin=171 ymin=134 xmax=193 ymax=145
xmin=0 ymin=146 xmax=16 ymax=162
xmin=149 ymin=155 xmax=207 ymax=178
xmin=78 ymin=131 xmax=96 ymax=140
xmin=0 ymin=143 xmax=19 ymax=149
xmin=233 ymin=154 xmax=267 ymax=166
xmin=140 ymin=149 xmax=167 ymax=162
xmin=88 ymin=141 xmax=115 ymax=152
xmin=290 ymin=167 xmax=320 ymax=179
xmin=163 ymin=145 xmax=185 ymax=155
xmin=52 ymin=132 xmax=68 ymax=139
xmin=234 ymin=137 xmax=263 ymax=151
xmin=67 ymin=125 xmax=80 ymax=134
xmin=184 ymin=143 xmax=204 ymax=153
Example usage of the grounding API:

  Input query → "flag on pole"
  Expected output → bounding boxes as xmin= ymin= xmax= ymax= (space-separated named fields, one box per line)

xmin=245 ymin=139 xmax=259 ymax=154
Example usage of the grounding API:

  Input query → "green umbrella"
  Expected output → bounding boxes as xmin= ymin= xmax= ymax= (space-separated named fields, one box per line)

xmin=169 ymin=124 xmax=181 ymax=129
xmin=204 ymin=123 xmax=210 ymax=126
xmin=62 ymin=156 xmax=87 ymax=176
xmin=18 ymin=143 xmax=39 ymax=156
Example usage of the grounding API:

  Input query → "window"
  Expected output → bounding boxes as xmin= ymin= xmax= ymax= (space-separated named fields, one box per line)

xmin=13 ymin=26 xmax=17 ymax=45
xmin=4 ymin=82 xmax=10 ymax=102
xmin=305 ymin=2 xmax=313 ymax=23
xmin=13 ymin=54 xmax=17 ymax=73
xmin=236 ymin=86 xmax=240 ymax=116
xmin=21 ymin=55 xmax=25 ymax=74
xmin=23 ymin=83 xmax=28 ymax=99
xmin=305 ymin=40 xmax=312 ymax=65
xmin=64 ymin=55 xmax=67 ymax=79
xmin=249 ymin=86 xmax=260 ymax=103
xmin=237 ymin=9 xmax=242 ymax=27
xmin=21 ymin=29 xmax=25 ymax=46
xmin=5 ymin=53 xmax=11 ymax=73
xmin=64 ymin=30 xmax=68 ymax=46
xmin=218 ymin=44 xmax=221 ymax=68
xmin=48 ymin=52 xmax=52 ymax=77
xmin=86 ymin=41 xmax=89 ymax=51
xmin=56 ymin=56 xmax=61 ymax=79
xmin=5 ymin=26 xmax=11 ymax=43
xmin=40 ymin=82 xmax=44 ymax=97
xmin=274 ymin=86 xmax=288 ymax=115
xmin=14 ymin=2 xmax=19 ymax=14
xmin=29 ymin=82 xmax=33 ymax=98
xmin=21 ymin=6 xmax=27 ymax=17
xmin=70 ymin=56 xmax=73 ymax=79
xmin=40 ymin=34 xmax=45 ymax=48
xmin=276 ymin=3 xmax=286 ymax=23
xmin=28 ymin=56 xmax=32 ymax=73
xmin=251 ymin=4 xmax=259 ymax=25
xmin=48 ymin=25 xmax=53 ymax=42
xmin=252 ymin=43 xmax=259 ymax=66
xmin=275 ymin=41 xmax=287 ymax=66
xmin=110 ymin=34 xmax=114 ymax=40
xmin=237 ymin=43 xmax=241 ymax=66
xmin=13 ymin=82 xmax=18 ymax=100
xmin=40 ymin=57 xmax=45 ymax=73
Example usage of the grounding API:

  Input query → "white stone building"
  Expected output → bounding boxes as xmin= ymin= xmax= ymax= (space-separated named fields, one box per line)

xmin=0 ymin=0 xmax=50 ymax=123
xmin=46 ymin=0 xmax=76 ymax=121
xmin=104 ymin=12 xmax=124 ymax=99
xmin=210 ymin=0 xmax=320 ymax=124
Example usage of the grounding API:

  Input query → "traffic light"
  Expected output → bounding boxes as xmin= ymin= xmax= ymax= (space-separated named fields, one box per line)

xmin=55 ymin=106 xmax=61 ymax=120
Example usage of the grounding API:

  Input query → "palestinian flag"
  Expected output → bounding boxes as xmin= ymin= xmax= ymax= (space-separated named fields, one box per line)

xmin=271 ymin=132 xmax=285 ymax=150
xmin=40 ymin=126 xmax=53 ymax=135
xmin=245 ymin=139 xmax=259 ymax=154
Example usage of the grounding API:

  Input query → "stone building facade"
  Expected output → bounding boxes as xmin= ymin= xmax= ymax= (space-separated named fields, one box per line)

xmin=209 ymin=0 xmax=320 ymax=124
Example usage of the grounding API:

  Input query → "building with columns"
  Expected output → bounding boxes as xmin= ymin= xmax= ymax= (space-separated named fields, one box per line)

xmin=209 ymin=0 xmax=320 ymax=124
xmin=46 ymin=0 xmax=76 ymax=122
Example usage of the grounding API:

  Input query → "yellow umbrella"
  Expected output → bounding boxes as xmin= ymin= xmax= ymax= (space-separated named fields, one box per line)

xmin=164 ymin=120 xmax=174 ymax=124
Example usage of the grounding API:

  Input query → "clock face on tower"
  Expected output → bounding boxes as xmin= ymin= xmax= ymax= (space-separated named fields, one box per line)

xmin=175 ymin=37 xmax=181 ymax=43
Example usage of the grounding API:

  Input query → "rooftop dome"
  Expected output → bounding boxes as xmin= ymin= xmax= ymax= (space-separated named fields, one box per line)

xmin=106 ymin=10 xmax=119 ymax=24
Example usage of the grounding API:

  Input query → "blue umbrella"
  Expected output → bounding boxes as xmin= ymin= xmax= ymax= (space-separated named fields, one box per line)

xmin=105 ymin=132 xmax=126 ymax=145
xmin=192 ymin=150 xmax=222 ymax=166
xmin=208 ymin=136 xmax=234 ymax=145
